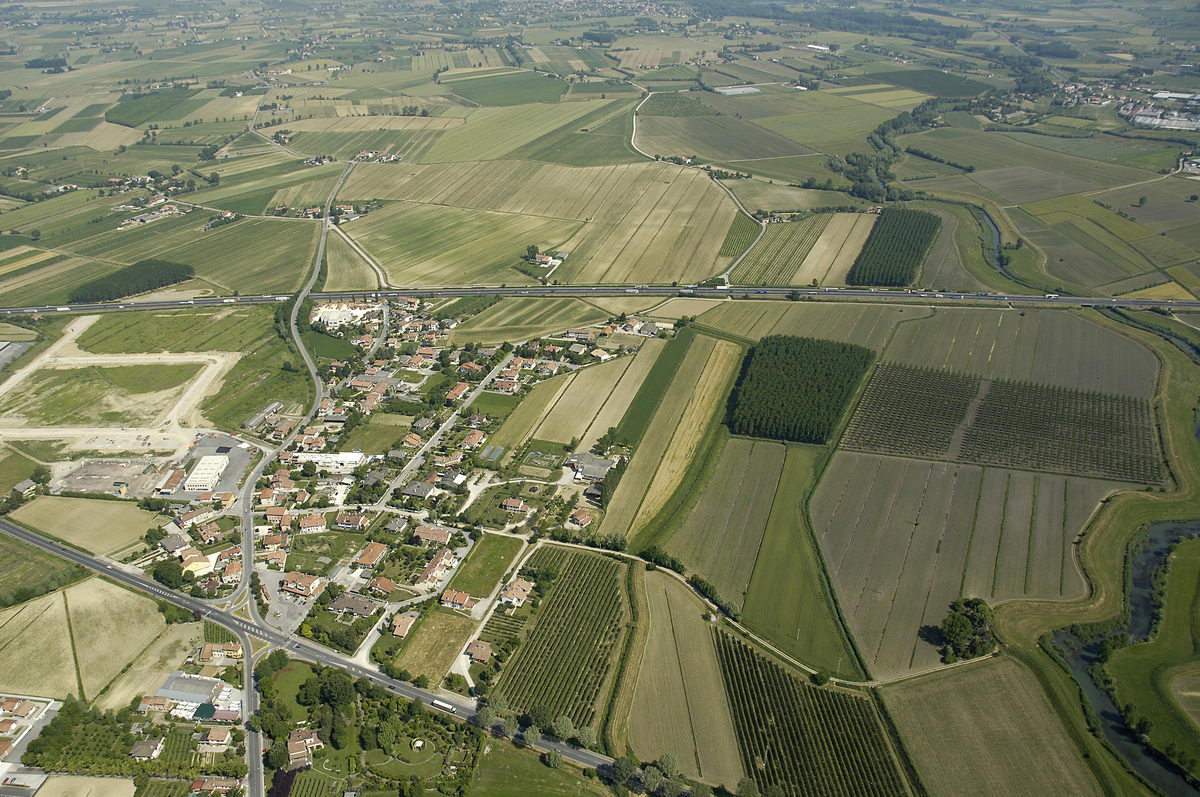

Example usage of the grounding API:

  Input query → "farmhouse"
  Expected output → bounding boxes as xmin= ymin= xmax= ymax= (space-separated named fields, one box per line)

xmin=129 ymin=738 xmax=164 ymax=760
xmin=184 ymin=456 xmax=229 ymax=492
xmin=190 ymin=777 xmax=239 ymax=794
xmin=569 ymin=508 xmax=594 ymax=527
xmin=499 ymin=577 xmax=534 ymax=607
xmin=465 ymin=639 xmax=493 ymax=664
xmin=500 ymin=497 xmax=529 ymax=513
xmin=565 ymin=452 xmax=615 ymax=481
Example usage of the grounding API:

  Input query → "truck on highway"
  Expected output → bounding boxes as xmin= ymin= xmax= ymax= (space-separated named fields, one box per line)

xmin=431 ymin=699 xmax=457 ymax=713
xmin=1044 ymin=293 xmax=1060 ymax=299
xmin=56 ymin=307 xmax=71 ymax=312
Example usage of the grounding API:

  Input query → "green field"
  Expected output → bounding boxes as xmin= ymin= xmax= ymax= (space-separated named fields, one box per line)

xmin=447 ymin=71 xmax=566 ymax=105
xmin=450 ymin=298 xmax=607 ymax=344
xmin=471 ymin=739 xmax=609 ymax=796
xmin=0 ymin=363 xmax=201 ymax=426
xmin=731 ymin=214 xmax=831 ymax=285
xmin=393 ymin=608 xmax=477 ymax=682
xmin=0 ymin=533 xmax=86 ymax=608
xmin=448 ymin=534 xmax=523 ymax=596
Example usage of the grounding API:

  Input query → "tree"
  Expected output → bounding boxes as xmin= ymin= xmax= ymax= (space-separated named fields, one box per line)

xmin=641 ymin=766 xmax=664 ymax=793
xmin=319 ymin=669 xmax=354 ymax=709
xmin=264 ymin=740 xmax=288 ymax=770
xmin=152 ymin=559 xmax=185 ymax=588
xmin=551 ymin=715 xmax=574 ymax=741
xmin=575 ymin=726 xmax=596 ymax=750
xmin=475 ymin=706 xmax=496 ymax=730
xmin=611 ymin=756 xmax=637 ymax=783
xmin=1137 ymin=196 xmax=1147 ymax=207
xmin=29 ymin=229 xmax=39 ymax=241
xmin=661 ymin=781 xmax=685 ymax=797
xmin=528 ymin=704 xmax=553 ymax=730
xmin=524 ymin=727 xmax=541 ymax=747
xmin=738 ymin=777 xmax=761 ymax=797
xmin=500 ymin=716 xmax=518 ymax=737
xmin=543 ymin=749 xmax=563 ymax=769
xmin=657 ymin=752 xmax=677 ymax=779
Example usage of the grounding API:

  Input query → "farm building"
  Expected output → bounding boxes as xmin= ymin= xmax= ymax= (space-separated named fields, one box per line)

xmin=184 ymin=456 xmax=230 ymax=492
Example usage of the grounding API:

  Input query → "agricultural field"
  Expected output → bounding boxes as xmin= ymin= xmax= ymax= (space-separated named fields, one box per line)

xmin=635 ymin=115 xmax=813 ymax=161
xmin=487 ymin=375 xmax=574 ymax=454
xmin=666 ymin=437 xmax=785 ymax=609
xmin=340 ymin=412 xmax=411 ymax=454
xmin=846 ymin=208 xmax=940 ymax=287
xmin=600 ymin=333 xmax=741 ymax=543
xmin=448 ymin=533 xmax=523 ymax=597
xmin=811 ymin=450 xmax=1127 ymax=677
xmin=731 ymin=215 xmax=829 ymax=285
xmin=495 ymin=546 xmax=630 ymax=729
xmin=471 ymin=739 xmax=610 ymax=796
xmin=698 ymin=301 xmax=919 ymax=351
xmin=392 ymin=608 xmax=476 ymax=682
xmin=0 ymin=363 xmax=201 ymax=427
xmin=420 ymin=99 xmax=620 ymax=162
xmin=37 ymin=777 xmax=135 ymax=797
xmin=0 ymin=532 xmax=85 ymax=608
xmin=718 ymin=213 xmax=761 ymax=259
xmin=628 ymin=572 xmax=743 ymax=786
xmin=713 ymin=632 xmax=910 ymax=796
xmin=882 ymin=656 xmax=1101 ymax=796
xmin=11 ymin=496 xmax=160 ymax=555
xmin=341 ymin=160 xmax=738 ymax=285
xmin=449 ymin=298 xmax=608 ymax=345
xmin=445 ymin=70 xmax=566 ymax=105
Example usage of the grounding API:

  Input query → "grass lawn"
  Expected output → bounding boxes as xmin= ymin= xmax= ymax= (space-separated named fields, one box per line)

xmin=302 ymin=329 xmax=359 ymax=360
xmin=459 ymin=483 xmax=546 ymax=529
xmin=0 ymin=533 xmax=85 ymax=608
xmin=340 ymin=413 xmax=413 ymax=454
xmin=448 ymin=534 xmax=523 ymax=597
xmin=286 ymin=532 xmax=367 ymax=575
xmin=270 ymin=660 xmax=317 ymax=723
xmin=470 ymin=391 xmax=521 ymax=420
xmin=470 ymin=739 xmax=609 ymax=795
xmin=393 ymin=608 xmax=476 ymax=682
xmin=11 ymin=496 xmax=160 ymax=555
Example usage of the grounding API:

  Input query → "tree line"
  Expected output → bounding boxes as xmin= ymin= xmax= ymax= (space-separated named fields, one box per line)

xmin=68 ymin=259 xmax=194 ymax=303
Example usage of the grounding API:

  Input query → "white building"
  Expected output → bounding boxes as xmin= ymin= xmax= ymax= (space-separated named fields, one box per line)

xmin=294 ymin=451 xmax=366 ymax=474
xmin=184 ymin=455 xmax=229 ymax=492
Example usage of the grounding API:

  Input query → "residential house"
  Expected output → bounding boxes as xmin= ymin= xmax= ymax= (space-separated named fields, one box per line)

xmin=412 ymin=525 xmax=451 ymax=546
xmin=500 ymin=497 xmax=529 ymax=514
xmin=565 ymin=452 xmax=615 ymax=482
xmin=465 ymin=639 xmax=492 ymax=664
xmin=161 ymin=533 xmax=191 ymax=555
xmin=280 ymin=571 xmax=320 ymax=598
xmin=138 ymin=696 xmax=174 ymax=713
xmin=401 ymin=481 xmax=435 ymax=499
xmin=569 ymin=508 xmax=594 ymax=528
xmin=441 ymin=589 xmax=476 ymax=611
xmin=130 ymin=738 xmax=164 ymax=760
xmin=221 ymin=561 xmax=242 ymax=585
xmin=11 ymin=479 xmax=36 ymax=498
xmin=336 ymin=513 xmax=369 ymax=531
xmin=391 ymin=611 xmax=419 ymax=638
xmin=196 ymin=522 xmax=223 ymax=545
xmin=298 ymin=514 xmax=326 ymax=533
xmin=368 ymin=576 xmax=395 ymax=596
xmin=498 ymin=577 xmax=534 ymax=607
xmin=201 ymin=727 xmax=231 ymax=748
xmin=190 ymin=778 xmax=239 ymax=794
xmin=461 ymin=430 xmax=486 ymax=450
xmin=262 ymin=533 xmax=289 ymax=551
xmin=327 ymin=593 xmax=381 ymax=618
xmin=352 ymin=541 xmax=388 ymax=569
xmin=446 ymin=382 xmax=470 ymax=402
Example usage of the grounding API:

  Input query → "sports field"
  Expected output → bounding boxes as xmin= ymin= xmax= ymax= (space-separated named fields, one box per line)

xmin=628 ymin=572 xmax=743 ymax=786
xmin=810 ymin=451 xmax=1125 ymax=677
xmin=449 ymin=298 xmax=608 ymax=344
xmin=882 ymin=656 xmax=1101 ymax=796
xmin=11 ymin=496 xmax=160 ymax=555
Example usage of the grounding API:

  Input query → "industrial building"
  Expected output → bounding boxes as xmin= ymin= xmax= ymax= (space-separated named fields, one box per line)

xmin=183 ymin=455 xmax=230 ymax=492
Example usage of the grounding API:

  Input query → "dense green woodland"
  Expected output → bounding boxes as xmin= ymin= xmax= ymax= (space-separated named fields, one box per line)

xmin=69 ymin=259 xmax=193 ymax=303
xmin=847 ymin=208 xmax=941 ymax=286
xmin=727 ymin=335 xmax=873 ymax=443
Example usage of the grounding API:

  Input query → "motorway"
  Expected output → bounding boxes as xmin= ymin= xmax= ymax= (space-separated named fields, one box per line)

xmin=0 ymin=283 xmax=1197 ymax=317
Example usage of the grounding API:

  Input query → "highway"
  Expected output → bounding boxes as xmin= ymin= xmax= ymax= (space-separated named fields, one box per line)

xmin=0 ymin=283 xmax=1197 ymax=317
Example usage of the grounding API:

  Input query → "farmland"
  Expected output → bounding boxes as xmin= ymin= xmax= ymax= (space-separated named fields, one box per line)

xmin=713 ymin=632 xmax=910 ymax=796
xmin=718 ymin=213 xmax=761 ymax=259
xmin=530 ymin=343 xmax=663 ymax=449
xmin=421 ymin=100 xmax=619 ymax=162
xmin=471 ymin=740 xmax=611 ymax=796
xmin=449 ymin=298 xmax=608 ymax=345
xmin=731 ymin=215 xmax=830 ymax=285
xmin=810 ymin=450 xmax=1126 ymax=677
xmin=600 ymin=333 xmax=741 ymax=543
xmin=846 ymin=208 xmax=941 ymax=287
xmin=882 ymin=656 xmax=1101 ymax=796
xmin=628 ymin=572 xmax=743 ymax=786
xmin=11 ymin=496 xmax=160 ymax=555
xmin=495 ymin=546 xmax=630 ymax=729
xmin=666 ymin=438 xmax=785 ymax=608
xmin=446 ymin=71 xmax=566 ymax=105
xmin=0 ymin=533 xmax=85 ymax=608
xmin=698 ymin=301 xmax=918 ymax=351
xmin=341 ymin=160 xmax=738 ymax=285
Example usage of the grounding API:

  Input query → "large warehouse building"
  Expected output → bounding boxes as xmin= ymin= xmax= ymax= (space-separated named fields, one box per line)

xmin=184 ymin=455 xmax=229 ymax=492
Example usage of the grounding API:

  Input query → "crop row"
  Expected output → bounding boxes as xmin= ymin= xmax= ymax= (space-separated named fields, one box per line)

xmin=496 ymin=549 xmax=627 ymax=728
xmin=962 ymin=380 xmax=1162 ymax=483
xmin=713 ymin=632 xmax=909 ymax=796
xmin=732 ymin=214 xmax=831 ymax=285
xmin=842 ymin=363 xmax=981 ymax=457
xmin=718 ymin=213 xmax=761 ymax=258
xmin=846 ymin=207 xmax=940 ymax=286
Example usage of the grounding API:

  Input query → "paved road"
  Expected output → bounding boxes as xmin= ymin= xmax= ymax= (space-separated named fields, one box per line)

xmin=0 ymin=284 xmax=1196 ymax=317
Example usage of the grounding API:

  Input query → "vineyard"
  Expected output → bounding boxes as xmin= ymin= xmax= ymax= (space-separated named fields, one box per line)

xmin=479 ymin=609 xmax=528 ymax=650
xmin=289 ymin=771 xmax=343 ymax=797
xmin=494 ymin=546 xmax=629 ymax=729
xmin=962 ymin=380 xmax=1162 ymax=482
xmin=842 ymin=364 xmax=979 ymax=457
xmin=731 ymin=214 xmax=832 ymax=285
xmin=133 ymin=780 xmax=189 ymax=797
xmin=845 ymin=208 xmax=940 ymax=286
xmin=713 ymin=632 xmax=910 ymax=796
xmin=719 ymin=213 xmax=761 ymax=258
xmin=203 ymin=622 xmax=237 ymax=644
xmin=727 ymin=335 xmax=873 ymax=443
